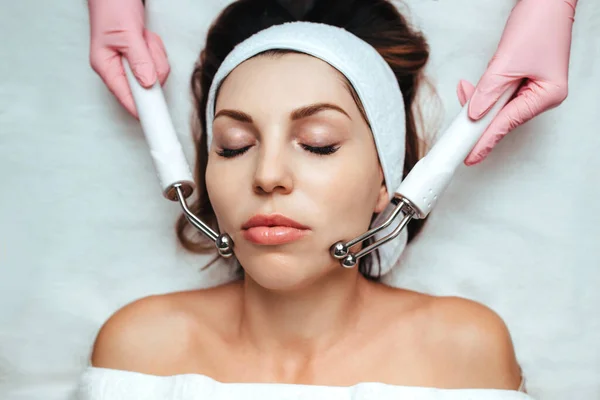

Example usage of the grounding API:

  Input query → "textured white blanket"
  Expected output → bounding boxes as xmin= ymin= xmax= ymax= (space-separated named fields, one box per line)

xmin=0 ymin=1 xmax=598 ymax=399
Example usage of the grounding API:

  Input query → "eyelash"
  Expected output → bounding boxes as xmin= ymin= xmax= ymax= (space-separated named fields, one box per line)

xmin=300 ymin=144 xmax=340 ymax=156
xmin=216 ymin=144 xmax=340 ymax=158
xmin=217 ymin=146 xmax=251 ymax=158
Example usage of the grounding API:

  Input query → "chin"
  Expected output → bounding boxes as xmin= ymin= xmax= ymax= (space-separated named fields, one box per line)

xmin=240 ymin=252 xmax=330 ymax=292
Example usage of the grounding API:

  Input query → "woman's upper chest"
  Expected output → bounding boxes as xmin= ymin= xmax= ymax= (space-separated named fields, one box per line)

xmin=176 ymin=302 xmax=443 ymax=387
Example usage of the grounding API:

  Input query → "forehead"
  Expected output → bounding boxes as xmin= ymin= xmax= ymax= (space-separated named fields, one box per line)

xmin=214 ymin=52 xmax=355 ymax=111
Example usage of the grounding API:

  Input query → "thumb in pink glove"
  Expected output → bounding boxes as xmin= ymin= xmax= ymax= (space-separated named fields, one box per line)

xmin=458 ymin=0 xmax=577 ymax=166
xmin=88 ymin=0 xmax=170 ymax=118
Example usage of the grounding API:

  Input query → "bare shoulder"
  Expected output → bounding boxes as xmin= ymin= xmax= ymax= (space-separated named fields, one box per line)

xmin=90 ymin=282 xmax=241 ymax=375
xmin=421 ymin=295 xmax=522 ymax=389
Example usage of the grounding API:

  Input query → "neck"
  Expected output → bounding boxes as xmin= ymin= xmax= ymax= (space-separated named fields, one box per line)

xmin=238 ymin=266 xmax=371 ymax=358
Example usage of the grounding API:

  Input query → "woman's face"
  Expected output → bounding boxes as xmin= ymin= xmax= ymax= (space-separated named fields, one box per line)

xmin=206 ymin=53 xmax=388 ymax=290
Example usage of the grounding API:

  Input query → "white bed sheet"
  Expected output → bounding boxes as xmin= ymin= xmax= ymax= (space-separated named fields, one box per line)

xmin=0 ymin=0 xmax=598 ymax=399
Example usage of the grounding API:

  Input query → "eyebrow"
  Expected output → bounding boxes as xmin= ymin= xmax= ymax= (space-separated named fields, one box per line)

xmin=213 ymin=102 xmax=351 ymax=123
xmin=290 ymin=103 xmax=351 ymax=121
xmin=213 ymin=109 xmax=253 ymax=123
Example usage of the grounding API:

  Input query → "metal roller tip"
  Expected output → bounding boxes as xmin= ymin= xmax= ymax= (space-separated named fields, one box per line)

xmin=330 ymin=197 xmax=415 ymax=268
xmin=330 ymin=242 xmax=348 ymax=259
xmin=341 ymin=254 xmax=357 ymax=268
xmin=216 ymin=234 xmax=234 ymax=258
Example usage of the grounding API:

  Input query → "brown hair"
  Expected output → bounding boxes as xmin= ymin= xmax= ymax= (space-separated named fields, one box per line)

xmin=176 ymin=0 xmax=430 ymax=279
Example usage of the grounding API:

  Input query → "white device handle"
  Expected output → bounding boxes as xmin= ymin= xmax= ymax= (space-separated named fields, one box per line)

xmin=122 ymin=58 xmax=195 ymax=199
xmin=395 ymin=81 xmax=521 ymax=218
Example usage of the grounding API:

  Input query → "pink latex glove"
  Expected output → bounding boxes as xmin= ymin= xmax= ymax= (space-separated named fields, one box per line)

xmin=457 ymin=0 xmax=577 ymax=166
xmin=88 ymin=0 xmax=170 ymax=118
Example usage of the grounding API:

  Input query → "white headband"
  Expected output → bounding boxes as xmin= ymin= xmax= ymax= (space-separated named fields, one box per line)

xmin=205 ymin=22 xmax=408 ymax=276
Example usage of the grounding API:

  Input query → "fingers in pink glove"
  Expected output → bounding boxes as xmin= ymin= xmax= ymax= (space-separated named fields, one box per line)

xmin=457 ymin=79 xmax=514 ymax=165
xmin=457 ymin=0 xmax=576 ymax=166
xmin=457 ymin=78 xmax=515 ymax=166
xmin=459 ymin=77 xmax=568 ymax=165
xmin=88 ymin=0 xmax=172 ymax=118
xmin=462 ymin=78 xmax=516 ymax=165
xmin=123 ymin=31 xmax=159 ymax=87
xmin=456 ymin=79 xmax=475 ymax=106
xmin=90 ymin=32 xmax=165 ymax=118
xmin=90 ymin=47 xmax=139 ymax=117
xmin=145 ymin=30 xmax=171 ymax=85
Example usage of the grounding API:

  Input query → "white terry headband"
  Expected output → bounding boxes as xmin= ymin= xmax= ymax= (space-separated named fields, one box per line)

xmin=205 ymin=21 xmax=408 ymax=276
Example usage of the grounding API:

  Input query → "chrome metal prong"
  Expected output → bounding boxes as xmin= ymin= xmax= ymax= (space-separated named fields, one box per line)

xmin=331 ymin=197 xmax=416 ymax=267
xmin=330 ymin=198 xmax=406 ymax=260
xmin=340 ymin=212 xmax=413 ymax=267
xmin=174 ymin=184 xmax=234 ymax=258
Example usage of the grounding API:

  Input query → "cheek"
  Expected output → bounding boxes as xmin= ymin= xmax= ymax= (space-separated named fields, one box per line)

xmin=337 ymin=163 xmax=381 ymax=225
xmin=299 ymin=147 xmax=382 ymax=237
xmin=205 ymin=158 xmax=241 ymax=230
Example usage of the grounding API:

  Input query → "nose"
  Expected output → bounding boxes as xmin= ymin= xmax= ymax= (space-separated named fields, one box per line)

xmin=253 ymin=144 xmax=293 ymax=195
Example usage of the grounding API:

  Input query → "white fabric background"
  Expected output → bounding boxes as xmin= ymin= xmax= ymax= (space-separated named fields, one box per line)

xmin=0 ymin=0 xmax=598 ymax=399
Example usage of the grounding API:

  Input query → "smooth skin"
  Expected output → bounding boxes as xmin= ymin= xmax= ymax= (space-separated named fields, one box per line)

xmin=91 ymin=54 xmax=522 ymax=390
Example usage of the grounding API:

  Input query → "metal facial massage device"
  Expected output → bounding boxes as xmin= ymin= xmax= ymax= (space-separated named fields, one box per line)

xmin=122 ymin=58 xmax=519 ymax=268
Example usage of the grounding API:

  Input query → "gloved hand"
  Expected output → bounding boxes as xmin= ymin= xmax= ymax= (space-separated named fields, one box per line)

xmin=88 ymin=0 xmax=170 ymax=118
xmin=457 ymin=0 xmax=578 ymax=166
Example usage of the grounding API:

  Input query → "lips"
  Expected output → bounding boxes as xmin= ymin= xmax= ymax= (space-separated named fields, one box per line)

xmin=242 ymin=214 xmax=309 ymax=230
xmin=241 ymin=214 xmax=310 ymax=245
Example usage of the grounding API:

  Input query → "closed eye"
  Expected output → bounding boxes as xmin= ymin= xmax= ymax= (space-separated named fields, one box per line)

xmin=216 ymin=145 xmax=252 ymax=158
xmin=216 ymin=144 xmax=340 ymax=158
xmin=301 ymin=144 xmax=340 ymax=156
